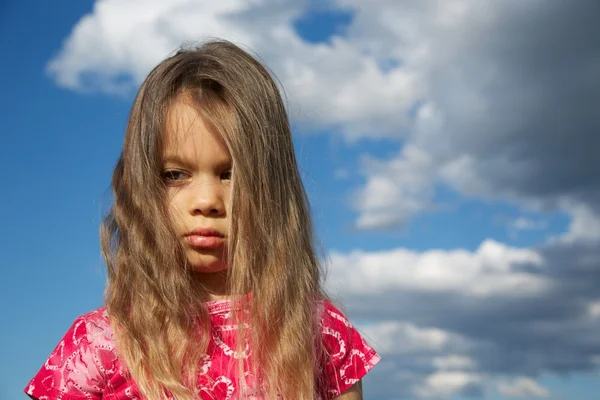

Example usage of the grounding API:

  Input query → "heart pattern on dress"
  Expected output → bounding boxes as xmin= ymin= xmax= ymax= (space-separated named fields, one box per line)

xmin=199 ymin=376 xmax=235 ymax=400
xmin=340 ymin=350 xmax=369 ymax=386
xmin=26 ymin=300 xmax=380 ymax=399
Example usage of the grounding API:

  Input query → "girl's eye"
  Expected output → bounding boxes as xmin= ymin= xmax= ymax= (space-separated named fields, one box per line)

xmin=221 ymin=170 xmax=232 ymax=181
xmin=162 ymin=170 xmax=188 ymax=182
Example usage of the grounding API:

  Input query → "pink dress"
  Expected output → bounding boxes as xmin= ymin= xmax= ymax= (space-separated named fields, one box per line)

xmin=25 ymin=299 xmax=380 ymax=399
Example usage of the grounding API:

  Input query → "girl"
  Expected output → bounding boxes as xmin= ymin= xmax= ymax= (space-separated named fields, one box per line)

xmin=25 ymin=39 xmax=379 ymax=400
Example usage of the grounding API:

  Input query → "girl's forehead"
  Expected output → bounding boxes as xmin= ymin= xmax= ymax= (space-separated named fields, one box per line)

xmin=165 ymin=100 xmax=205 ymax=141
xmin=163 ymin=97 xmax=230 ymax=161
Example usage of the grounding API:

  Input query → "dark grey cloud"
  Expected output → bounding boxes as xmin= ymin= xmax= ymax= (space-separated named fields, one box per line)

xmin=351 ymin=0 xmax=600 ymax=228
xmin=422 ymin=0 xmax=600 ymax=208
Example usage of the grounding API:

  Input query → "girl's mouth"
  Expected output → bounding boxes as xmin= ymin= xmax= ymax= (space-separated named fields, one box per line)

xmin=185 ymin=228 xmax=225 ymax=249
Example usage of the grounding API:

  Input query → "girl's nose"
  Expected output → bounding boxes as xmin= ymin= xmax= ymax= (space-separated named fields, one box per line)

xmin=189 ymin=181 xmax=225 ymax=216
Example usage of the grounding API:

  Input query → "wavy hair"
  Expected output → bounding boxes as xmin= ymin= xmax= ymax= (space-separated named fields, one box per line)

xmin=101 ymin=39 xmax=326 ymax=399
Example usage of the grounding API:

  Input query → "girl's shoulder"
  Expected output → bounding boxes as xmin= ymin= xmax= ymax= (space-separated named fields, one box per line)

xmin=318 ymin=298 xmax=351 ymax=323
xmin=317 ymin=298 xmax=365 ymax=334
xmin=67 ymin=306 xmax=117 ymax=354
xmin=316 ymin=298 xmax=381 ymax=398
xmin=24 ymin=307 xmax=124 ymax=400
xmin=78 ymin=306 xmax=114 ymax=335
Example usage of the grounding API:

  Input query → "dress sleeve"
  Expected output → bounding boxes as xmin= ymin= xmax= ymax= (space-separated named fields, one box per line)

xmin=24 ymin=315 xmax=108 ymax=400
xmin=319 ymin=300 xmax=381 ymax=399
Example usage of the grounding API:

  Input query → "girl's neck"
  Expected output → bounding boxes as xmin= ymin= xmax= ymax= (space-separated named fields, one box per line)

xmin=191 ymin=269 xmax=231 ymax=301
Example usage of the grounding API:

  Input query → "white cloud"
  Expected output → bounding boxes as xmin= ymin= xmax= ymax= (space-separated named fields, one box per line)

xmin=47 ymin=0 xmax=421 ymax=137
xmin=360 ymin=321 xmax=466 ymax=355
xmin=497 ymin=377 xmax=550 ymax=398
xmin=414 ymin=371 xmax=482 ymax=399
xmin=328 ymin=239 xmax=546 ymax=297
xmin=432 ymin=355 xmax=475 ymax=370
xmin=588 ymin=300 xmax=600 ymax=319
xmin=553 ymin=204 xmax=600 ymax=245
xmin=326 ymin=231 xmax=600 ymax=398
xmin=353 ymin=144 xmax=435 ymax=229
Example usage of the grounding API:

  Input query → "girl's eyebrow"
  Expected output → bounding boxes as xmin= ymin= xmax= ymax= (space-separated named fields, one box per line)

xmin=162 ymin=154 xmax=194 ymax=168
xmin=162 ymin=154 xmax=232 ymax=170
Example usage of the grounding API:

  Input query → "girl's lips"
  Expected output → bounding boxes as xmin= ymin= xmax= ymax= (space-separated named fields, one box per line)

xmin=187 ymin=227 xmax=224 ymax=237
xmin=184 ymin=228 xmax=225 ymax=249
xmin=185 ymin=234 xmax=225 ymax=249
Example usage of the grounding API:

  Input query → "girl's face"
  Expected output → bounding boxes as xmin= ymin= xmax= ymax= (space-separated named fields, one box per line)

xmin=162 ymin=96 xmax=232 ymax=275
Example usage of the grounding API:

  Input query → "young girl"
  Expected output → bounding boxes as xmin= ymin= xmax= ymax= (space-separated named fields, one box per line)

xmin=25 ymin=39 xmax=380 ymax=400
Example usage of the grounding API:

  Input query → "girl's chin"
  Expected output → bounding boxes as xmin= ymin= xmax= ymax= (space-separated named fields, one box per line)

xmin=185 ymin=250 xmax=228 ymax=273
xmin=189 ymin=266 xmax=228 ymax=274
xmin=187 ymin=259 xmax=228 ymax=274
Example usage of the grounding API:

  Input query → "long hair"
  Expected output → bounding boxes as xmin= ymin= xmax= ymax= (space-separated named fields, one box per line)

xmin=101 ymin=39 xmax=326 ymax=399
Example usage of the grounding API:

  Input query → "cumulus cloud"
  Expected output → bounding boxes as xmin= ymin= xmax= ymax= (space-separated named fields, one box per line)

xmin=414 ymin=371 xmax=483 ymax=399
xmin=326 ymin=219 xmax=600 ymax=398
xmin=328 ymin=239 xmax=546 ymax=297
xmin=360 ymin=321 xmax=469 ymax=356
xmin=432 ymin=355 xmax=475 ymax=371
xmin=552 ymin=204 xmax=600 ymax=245
xmin=353 ymin=144 xmax=436 ymax=229
xmin=47 ymin=0 xmax=420 ymax=138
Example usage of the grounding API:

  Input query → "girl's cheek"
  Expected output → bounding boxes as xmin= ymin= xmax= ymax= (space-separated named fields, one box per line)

xmin=167 ymin=190 xmax=187 ymax=222
xmin=167 ymin=186 xmax=186 ymax=204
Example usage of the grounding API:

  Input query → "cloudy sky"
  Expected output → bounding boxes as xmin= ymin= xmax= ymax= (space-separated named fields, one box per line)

xmin=1 ymin=0 xmax=599 ymax=399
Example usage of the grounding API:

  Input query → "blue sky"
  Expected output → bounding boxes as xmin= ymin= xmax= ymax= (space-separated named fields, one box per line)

xmin=2 ymin=1 xmax=600 ymax=399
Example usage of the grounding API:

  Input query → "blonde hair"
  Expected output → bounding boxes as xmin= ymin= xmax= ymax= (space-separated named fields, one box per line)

xmin=101 ymin=39 xmax=327 ymax=399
